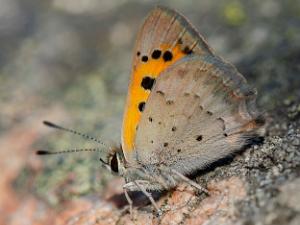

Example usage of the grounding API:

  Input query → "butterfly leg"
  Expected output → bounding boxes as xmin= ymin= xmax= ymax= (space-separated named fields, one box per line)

xmin=134 ymin=181 xmax=163 ymax=216
xmin=123 ymin=180 xmax=162 ymax=216
xmin=123 ymin=180 xmax=151 ymax=190
xmin=123 ymin=186 xmax=133 ymax=216
xmin=171 ymin=169 xmax=209 ymax=194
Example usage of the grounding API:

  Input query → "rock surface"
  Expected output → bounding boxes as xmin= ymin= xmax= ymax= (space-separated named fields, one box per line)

xmin=0 ymin=0 xmax=299 ymax=225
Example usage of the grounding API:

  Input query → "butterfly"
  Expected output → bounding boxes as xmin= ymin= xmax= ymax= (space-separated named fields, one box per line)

xmin=38 ymin=6 xmax=264 ymax=215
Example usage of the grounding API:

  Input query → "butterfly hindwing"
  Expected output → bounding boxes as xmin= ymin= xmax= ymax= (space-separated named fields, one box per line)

xmin=122 ymin=6 xmax=213 ymax=161
xmin=134 ymin=55 xmax=263 ymax=174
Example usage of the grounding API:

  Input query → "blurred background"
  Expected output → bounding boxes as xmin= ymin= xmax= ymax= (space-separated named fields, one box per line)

xmin=0 ymin=0 xmax=299 ymax=224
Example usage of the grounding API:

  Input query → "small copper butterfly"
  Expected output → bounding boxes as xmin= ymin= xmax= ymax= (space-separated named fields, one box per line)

xmin=38 ymin=6 xmax=264 ymax=215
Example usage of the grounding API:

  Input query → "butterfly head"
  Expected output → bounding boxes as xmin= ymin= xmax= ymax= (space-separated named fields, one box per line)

xmin=102 ymin=145 xmax=127 ymax=177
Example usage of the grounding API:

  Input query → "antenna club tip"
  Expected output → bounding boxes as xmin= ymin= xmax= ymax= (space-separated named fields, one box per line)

xmin=43 ymin=121 xmax=58 ymax=128
xmin=36 ymin=150 xmax=50 ymax=155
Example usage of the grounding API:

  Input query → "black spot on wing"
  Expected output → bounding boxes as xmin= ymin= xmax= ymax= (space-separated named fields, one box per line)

xmin=156 ymin=90 xmax=165 ymax=96
xmin=163 ymin=50 xmax=173 ymax=62
xmin=166 ymin=100 xmax=174 ymax=105
xmin=207 ymin=111 xmax=213 ymax=116
xmin=138 ymin=102 xmax=145 ymax=112
xmin=141 ymin=76 xmax=155 ymax=90
xmin=196 ymin=135 xmax=203 ymax=141
xmin=151 ymin=49 xmax=161 ymax=59
xmin=141 ymin=55 xmax=148 ymax=62
xmin=183 ymin=46 xmax=193 ymax=54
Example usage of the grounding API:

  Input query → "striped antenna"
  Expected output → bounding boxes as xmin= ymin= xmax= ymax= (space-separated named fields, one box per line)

xmin=43 ymin=121 xmax=107 ymax=147
xmin=36 ymin=148 xmax=103 ymax=155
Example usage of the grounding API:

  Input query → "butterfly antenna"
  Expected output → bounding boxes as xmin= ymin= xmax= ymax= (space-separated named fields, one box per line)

xmin=43 ymin=121 xmax=107 ymax=147
xmin=36 ymin=148 xmax=103 ymax=155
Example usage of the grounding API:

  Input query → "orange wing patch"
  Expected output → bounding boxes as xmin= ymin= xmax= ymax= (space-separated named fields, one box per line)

xmin=122 ymin=44 xmax=187 ymax=153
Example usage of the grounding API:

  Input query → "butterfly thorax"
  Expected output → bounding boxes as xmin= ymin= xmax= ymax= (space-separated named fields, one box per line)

xmin=104 ymin=145 xmax=173 ymax=191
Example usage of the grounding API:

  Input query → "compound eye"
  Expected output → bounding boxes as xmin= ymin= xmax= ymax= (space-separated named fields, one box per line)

xmin=110 ymin=153 xmax=119 ymax=173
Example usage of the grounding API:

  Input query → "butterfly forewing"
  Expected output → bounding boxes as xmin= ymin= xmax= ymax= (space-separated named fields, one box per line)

xmin=122 ymin=6 xmax=213 ymax=162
